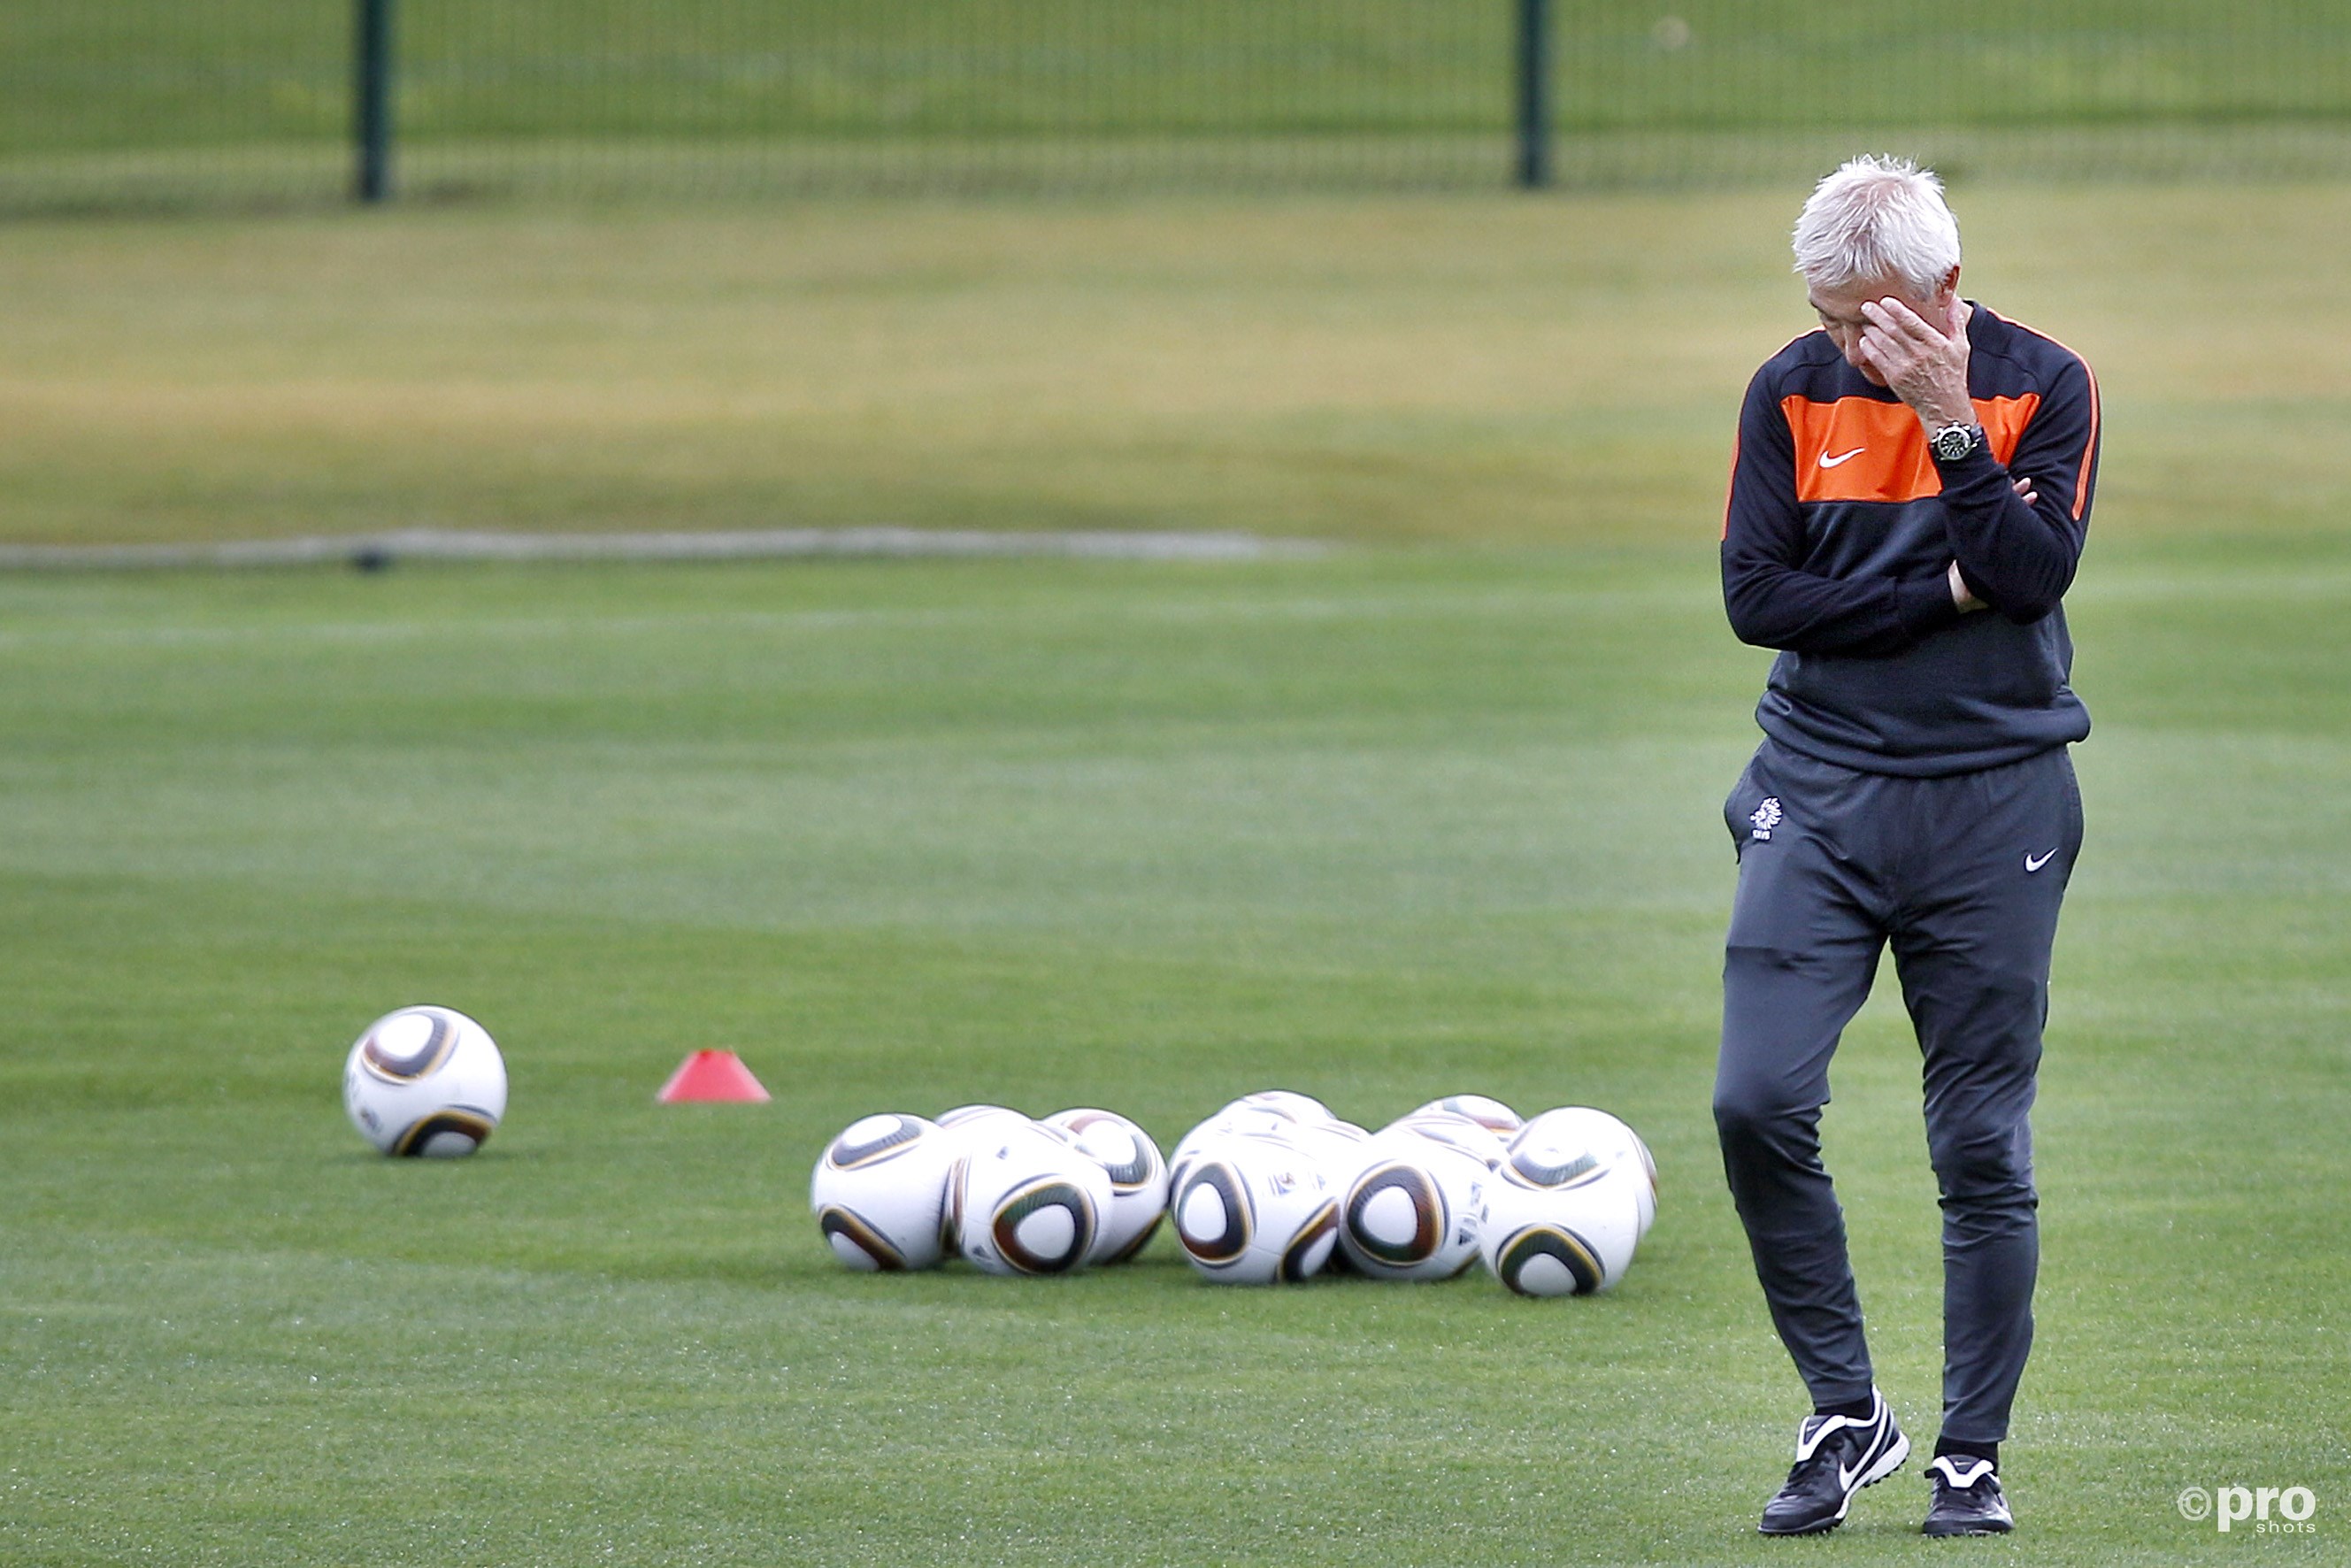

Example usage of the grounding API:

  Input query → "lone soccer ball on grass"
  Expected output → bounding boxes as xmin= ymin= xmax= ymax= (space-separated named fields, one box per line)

xmin=342 ymin=1004 xmax=508 ymax=1158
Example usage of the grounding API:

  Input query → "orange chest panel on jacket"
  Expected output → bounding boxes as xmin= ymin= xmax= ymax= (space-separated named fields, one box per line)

xmin=1781 ymin=394 xmax=2038 ymax=504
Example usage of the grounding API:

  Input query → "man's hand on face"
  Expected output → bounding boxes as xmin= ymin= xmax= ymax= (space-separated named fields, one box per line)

xmin=1858 ymin=295 xmax=1973 ymax=433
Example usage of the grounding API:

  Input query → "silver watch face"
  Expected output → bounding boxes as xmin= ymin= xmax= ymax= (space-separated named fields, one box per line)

xmin=1932 ymin=425 xmax=1979 ymax=462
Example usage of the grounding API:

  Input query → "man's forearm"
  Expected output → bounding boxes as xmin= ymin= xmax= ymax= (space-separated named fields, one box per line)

xmin=1935 ymin=450 xmax=2078 ymax=621
xmin=1724 ymin=554 xmax=1963 ymax=656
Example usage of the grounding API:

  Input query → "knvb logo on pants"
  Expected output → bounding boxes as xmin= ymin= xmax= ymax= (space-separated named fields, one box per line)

xmin=2178 ymin=1484 xmax=2319 ymax=1533
xmin=1749 ymin=797 xmax=1783 ymax=842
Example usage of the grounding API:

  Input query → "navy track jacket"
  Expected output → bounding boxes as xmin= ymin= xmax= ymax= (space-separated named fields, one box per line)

xmin=1722 ymin=304 xmax=2101 ymax=777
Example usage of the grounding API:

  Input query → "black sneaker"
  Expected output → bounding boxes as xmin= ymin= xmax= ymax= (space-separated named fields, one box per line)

xmin=1757 ymin=1387 xmax=1910 ymax=1535
xmin=1922 ymin=1455 xmax=2014 ymax=1536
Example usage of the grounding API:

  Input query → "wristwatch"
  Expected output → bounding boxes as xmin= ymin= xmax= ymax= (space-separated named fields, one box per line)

xmin=1931 ymin=420 xmax=1984 ymax=463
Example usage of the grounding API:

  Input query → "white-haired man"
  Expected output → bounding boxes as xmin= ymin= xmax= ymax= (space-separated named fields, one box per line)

xmin=1715 ymin=154 xmax=2100 ymax=1537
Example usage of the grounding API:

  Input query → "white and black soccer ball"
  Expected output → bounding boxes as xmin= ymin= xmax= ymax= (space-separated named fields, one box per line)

xmin=1338 ymin=1129 xmax=1488 ymax=1281
xmin=1383 ymin=1109 xmax=1508 ymax=1169
xmin=1479 ymin=1111 xmax=1648 ymax=1295
xmin=952 ymin=1119 xmax=1114 ymax=1277
xmin=1043 ymin=1108 xmax=1169 ymax=1264
xmin=1289 ymin=1118 xmax=1375 ymax=1178
xmin=1167 ymin=1105 xmax=1296 ymax=1194
xmin=1225 ymin=1089 xmax=1336 ymax=1126
xmin=809 ymin=1112 xmax=961 ymax=1272
xmin=1410 ymin=1094 xmax=1524 ymax=1142
xmin=342 ymin=1004 xmax=507 ymax=1158
xmin=1170 ymin=1131 xmax=1341 ymax=1285
xmin=1516 ymin=1105 xmax=1658 ymax=1238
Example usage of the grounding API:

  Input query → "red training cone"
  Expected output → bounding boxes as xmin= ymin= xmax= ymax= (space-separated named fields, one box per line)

xmin=656 ymin=1049 xmax=772 ymax=1103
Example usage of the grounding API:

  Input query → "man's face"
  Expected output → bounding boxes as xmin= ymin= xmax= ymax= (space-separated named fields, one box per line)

xmin=1806 ymin=274 xmax=1949 ymax=386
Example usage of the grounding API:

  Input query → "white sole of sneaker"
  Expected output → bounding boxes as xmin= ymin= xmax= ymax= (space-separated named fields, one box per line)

xmin=1859 ymin=1431 xmax=1913 ymax=1492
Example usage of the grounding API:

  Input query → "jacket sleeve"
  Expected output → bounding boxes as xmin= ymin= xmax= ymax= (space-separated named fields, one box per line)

xmin=1721 ymin=365 xmax=1963 ymax=657
xmin=1934 ymin=351 xmax=2100 ymax=623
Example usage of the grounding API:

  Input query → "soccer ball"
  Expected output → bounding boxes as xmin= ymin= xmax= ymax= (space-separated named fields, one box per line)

xmin=809 ymin=1112 xmax=960 ymax=1272
xmin=1167 ymin=1105 xmax=1300 ymax=1193
xmin=342 ymin=1004 xmax=507 ymax=1157
xmin=1410 ymin=1094 xmax=1524 ymax=1141
xmin=1384 ymin=1109 xmax=1508 ymax=1168
xmin=1515 ymin=1105 xmax=1658 ymax=1238
xmin=1479 ymin=1168 xmax=1644 ymax=1297
xmin=1226 ymin=1089 xmax=1336 ymax=1125
xmin=952 ymin=1119 xmax=1114 ymax=1277
xmin=1479 ymin=1111 xmax=1648 ymax=1295
xmin=1338 ymin=1129 xmax=1489 ymax=1280
xmin=1290 ymin=1117 xmax=1375 ymax=1172
xmin=1166 ymin=1091 xmax=1333 ymax=1185
xmin=937 ymin=1103 xmax=1028 ymax=1130
xmin=1043 ymin=1108 xmax=1168 ymax=1264
xmin=1171 ymin=1131 xmax=1341 ymax=1285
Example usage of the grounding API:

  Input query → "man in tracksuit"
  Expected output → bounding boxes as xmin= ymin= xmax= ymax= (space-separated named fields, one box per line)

xmin=1716 ymin=154 xmax=2100 ymax=1538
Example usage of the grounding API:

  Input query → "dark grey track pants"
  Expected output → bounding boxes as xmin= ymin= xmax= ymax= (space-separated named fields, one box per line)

xmin=1715 ymin=738 xmax=2082 ymax=1443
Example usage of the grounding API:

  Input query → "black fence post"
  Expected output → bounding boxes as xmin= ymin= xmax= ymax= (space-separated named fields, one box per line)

xmin=1514 ymin=0 xmax=1551 ymax=188
xmin=354 ymin=0 xmax=395 ymax=202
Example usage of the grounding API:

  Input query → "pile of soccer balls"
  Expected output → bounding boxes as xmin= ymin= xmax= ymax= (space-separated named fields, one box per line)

xmin=811 ymin=1090 xmax=1657 ymax=1296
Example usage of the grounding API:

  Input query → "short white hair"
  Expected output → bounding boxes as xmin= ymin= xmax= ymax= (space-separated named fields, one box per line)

xmin=1791 ymin=154 xmax=1961 ymax=298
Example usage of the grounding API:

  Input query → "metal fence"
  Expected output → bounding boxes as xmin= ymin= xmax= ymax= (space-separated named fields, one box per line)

xmin=4 ymin=2 xmax=2351 ymax=212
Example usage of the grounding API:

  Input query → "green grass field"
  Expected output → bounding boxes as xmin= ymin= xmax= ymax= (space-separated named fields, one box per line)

xmin=3 ymin=183 xmax=2349 ymax=1564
